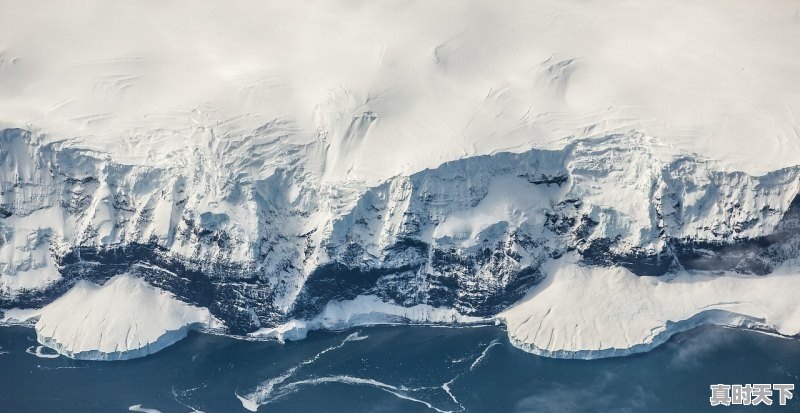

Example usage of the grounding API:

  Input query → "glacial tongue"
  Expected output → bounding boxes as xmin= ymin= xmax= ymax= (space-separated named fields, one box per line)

xmin=500 ymin=259 xmax=800 ymax=359
xmin=34 ymin=274 xmax=221 ymax=360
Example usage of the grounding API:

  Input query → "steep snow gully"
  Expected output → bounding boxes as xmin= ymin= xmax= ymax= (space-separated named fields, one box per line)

xmin=2 ymin=128 xmax=800 ymax=360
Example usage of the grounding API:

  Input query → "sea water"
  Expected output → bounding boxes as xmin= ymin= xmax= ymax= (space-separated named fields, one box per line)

xmin=0 ymin=324 xmax=798 ymax=412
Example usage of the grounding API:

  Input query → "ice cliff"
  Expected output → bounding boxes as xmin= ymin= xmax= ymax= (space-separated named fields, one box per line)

xmin=35 ymin=274 xmax=221 ymax=360
xmin=2 ymin=128 xmax=800 ymax=359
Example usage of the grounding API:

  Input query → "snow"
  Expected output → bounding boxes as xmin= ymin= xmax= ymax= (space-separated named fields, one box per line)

xmin=247 ymin=257 xmax=800 ymax=360
xmin=0 ymin=207 xmax=66 ymax=292
xmin=1 ymin=0 xmax=800 ymax=361
xmin=20 ymin=262 xmax=800 ymax=361
xmin=128 ymin=405 xmax=163 ymax=413
xmin=250 ymin=295 xmax=486 ymax=342
xmin=499 ymin=257 xmax=800 ymax=359
xmin=1 ymin=0 xmax=799 ymax=180
xmin=34 ymin=274 xmax=222 ymax=360
xmin=26 ymin=345 xmax=60 ymax=359
xmin=432 ymin=175 xmax=552 ymax=247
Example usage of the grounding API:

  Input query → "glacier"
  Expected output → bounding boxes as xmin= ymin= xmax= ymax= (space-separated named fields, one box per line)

xmin=3 ymin=129 xmax=799 ymax=360
xmin=500 ymin=258 xmax=800 ymax=359
xmin=1 ymin=0 xmax=800 ymax=360
xmin=34 ymin=274 xmax=222 ymax=360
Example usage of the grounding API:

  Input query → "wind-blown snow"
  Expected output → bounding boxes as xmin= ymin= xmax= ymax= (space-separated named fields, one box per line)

xmin=500 ymin=257 xmax=800 ymax=359
xmin=34 ymin=274 xmax=221 ymax=360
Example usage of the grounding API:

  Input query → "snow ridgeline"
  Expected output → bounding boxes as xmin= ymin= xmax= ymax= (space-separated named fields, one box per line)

xmin=6 ymin=264 xmax=799 ymax=361
xmin=32 ymin=274 xmax=222 ymax=360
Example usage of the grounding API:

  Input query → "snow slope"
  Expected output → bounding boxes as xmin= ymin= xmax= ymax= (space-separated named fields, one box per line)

xmin=34 ymin=274 xmax=221 ymax=360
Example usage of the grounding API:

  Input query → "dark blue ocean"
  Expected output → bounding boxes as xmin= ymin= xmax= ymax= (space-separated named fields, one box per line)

xmin=0 ymin=325 xmax=798 ymax=412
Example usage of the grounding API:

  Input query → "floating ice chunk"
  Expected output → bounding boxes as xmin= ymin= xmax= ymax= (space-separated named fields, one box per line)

xmin=25 ymin=345 xmax=60 ymax=359
xmin=128 ymin=405 xmax=163 ymax=413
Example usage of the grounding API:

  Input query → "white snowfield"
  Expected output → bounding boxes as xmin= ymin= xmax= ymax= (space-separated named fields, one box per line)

xmin=500 ymin=258 xmax=800 ymax=359
xmin=33 ymin=274 xmax=221 ymax=360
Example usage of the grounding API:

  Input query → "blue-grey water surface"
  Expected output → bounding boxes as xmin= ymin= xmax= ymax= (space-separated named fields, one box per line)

xmin=0 ymin=325 xmax=798 ymax=412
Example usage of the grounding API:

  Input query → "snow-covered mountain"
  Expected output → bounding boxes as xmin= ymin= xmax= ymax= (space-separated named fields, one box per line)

xmin=3 ymin=127 xmax=800 ymax=359
xmin=1 ymin=0 xmax=800 ymax=359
